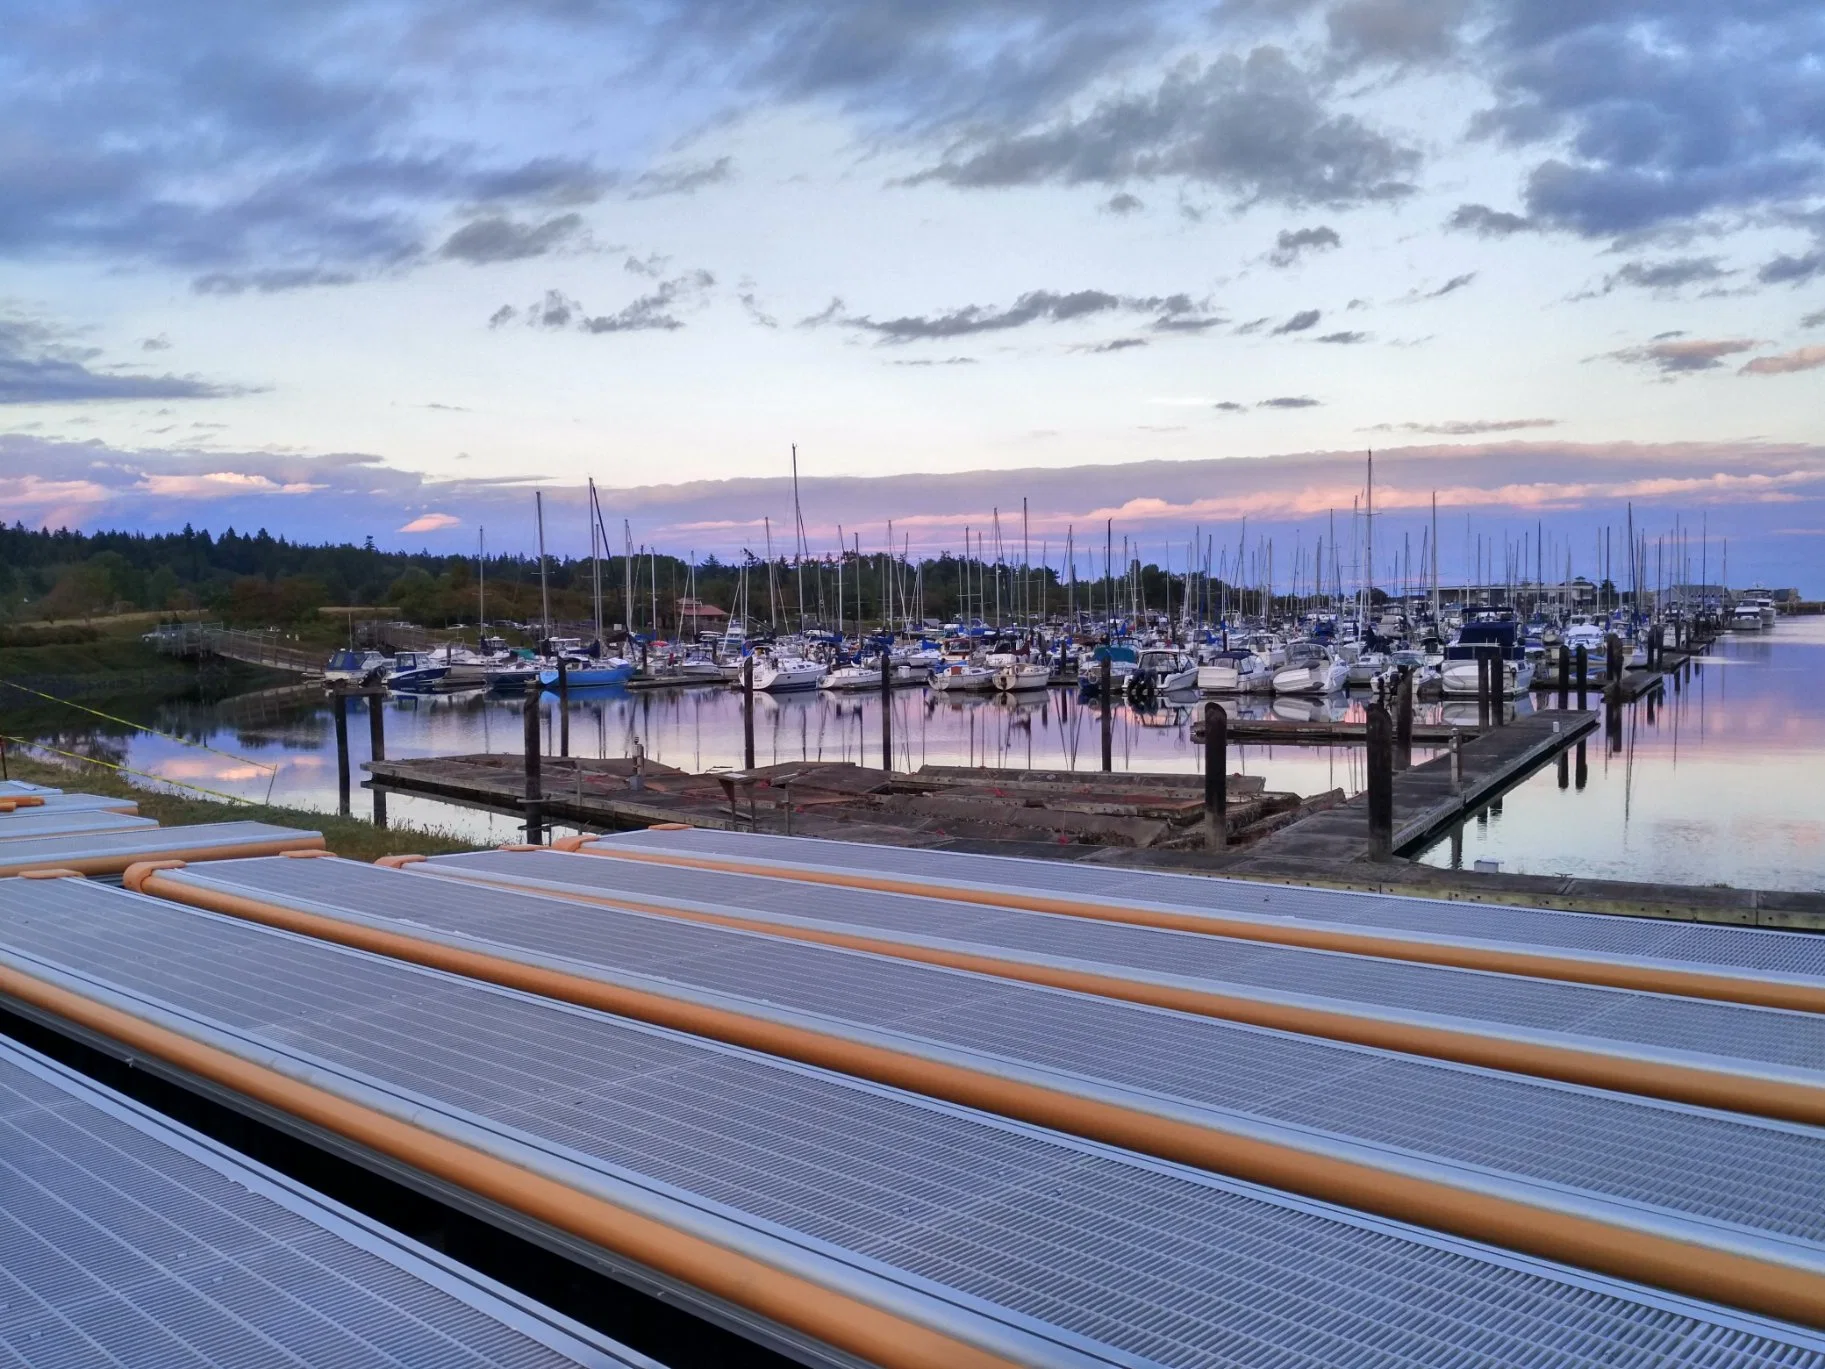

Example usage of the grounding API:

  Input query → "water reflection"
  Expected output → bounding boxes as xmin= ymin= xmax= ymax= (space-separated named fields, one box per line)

xmin=1417 ymin=618 xmax=1825 ymax=892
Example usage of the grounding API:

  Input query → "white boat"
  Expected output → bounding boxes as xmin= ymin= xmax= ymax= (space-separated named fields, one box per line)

xmin=1271 ymin=642 xmax=1349 ymax=695
xmin=1240 ymin=633 xmax=1287 ymax=670
xmin=1345 ymin=650 xmax=1388 ymax=687
xmin=481 ymin=657 xmax=541 ymax=690
xmin=992 ymin=661 xmax=1052 ymax=693
xmin=750 ymin=655 xmax=826 ymax=692
xmin=930 ymin=660 xmax=997 ymax=692
xmin=1197 ymin=649 xmax=1272 ymax=694
xmin=1730 ymin=603 xmax=1765 ymax=632
xmin=822 ymin=660 xmax=928 ymax=690
xmin=1128 ymin=648 xmax=1199 ymax=694
xmin=386 ymin=650 xmax=452 ymax=692
xmin=323 ymin=649 xmax=388 ymax=685
xmin=1440 ymin=618 xmax=1536 ymax=697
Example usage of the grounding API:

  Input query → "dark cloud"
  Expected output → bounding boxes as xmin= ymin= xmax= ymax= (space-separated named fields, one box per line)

xmin=0 ymin=317 xmax=239 ymax=404
xmin=1605 ymin=337 xmax=1758 ymax=375
xmin=1233 ymin=317 xmax=1272 ymax=335
xmin=583 ymin=272 xmax=715 ymax=333
xmin=628 ymin=157 xmax=735 ymax=200
xmin=1365 ymin=418 xmax=1557 ymax=435
xmin=1214 ymin=401 xmax=1247 ymax=411
xmin=1413 ymin=272 xmax=1475 ymax=300
xmin=140 ymin=335 xmax=172 ymax=352
xmin=487 ymin=304 xmax=517 ymax=329
xmin=889 ymin=356 xmax=978 ymax=366
xmin=1269 ymin=224 xmax=1340 ymax=266
xmin=825 ymin=288 xmax=1211 ymax=342
xmin=1315 ymin=330 xmax=1367 ymax=343
xmin=1272 ymin=308 xmax=1321 ymax=334
xmin=1592 ymin=257 xmax=1732 ymax=295
xmin=1804 ymin=309 xmax=1825 ymax=329
xmin=1259 ymin=395 xmax=1321 ymax=408
xmin=738 ymin=291 xmax=779 ymax=328
xmin=192 ymin=267 xmax=360 ymax=295
xmin=1472 ymin=5 xmax=1825 ymax=238
xmin=1760 ymin=249 xmax=1825 ymax=286
xmin=1102 ymin=193 xmax=1144 ymax=215
xmin=1445 ymin=203 xmax=1535 ymax=237
xmin=1084 ymin=338 xmax=1148 ymax=352
xmin=439 ymin=214 xmax=583 ymax=265
xmin=1324 ymin=0 xmax=1470 ymax=68
xmin=906 ymin=47 xmax=1418 ymax=207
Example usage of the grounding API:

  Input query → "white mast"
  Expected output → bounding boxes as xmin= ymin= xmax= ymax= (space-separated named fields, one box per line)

xmin=535 ymin=491 xmax=551 ymax=642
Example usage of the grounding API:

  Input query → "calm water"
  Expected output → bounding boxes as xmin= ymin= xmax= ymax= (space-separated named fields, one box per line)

xmin=25 ymin=618 xmax=1825 ymax=891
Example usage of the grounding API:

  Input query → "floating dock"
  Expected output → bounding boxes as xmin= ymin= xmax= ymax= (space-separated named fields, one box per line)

xmin=130 ymin=852 xmax=1825 ymax=1325
xmin=9 ymin=874 xmax=1825 ymax=1365
xmin=0 ymin=1036 xmax=651 ymax=1369
xmin=0 ymin=820 xmax=323 ymax=877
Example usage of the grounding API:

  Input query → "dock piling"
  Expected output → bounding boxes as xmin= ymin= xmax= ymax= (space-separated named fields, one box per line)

xmin=1606 ymin=634 xmax=1623 ymax=687
xmin=880 ymin=652 xmax=893 ymax=773
xmin=1203 ymin=702 xmax=1227 ymax=850
xmin=1557 ymin=644 xmax=1570 ymax=709
xmin=521 ymin=680 xmax=543 ymax=844
xmin=1448 ymin=729 xmax=1462 ymax=792
xmin=1366 ymin=703 xmax=1394 ymax=862
xmin=1394 ymin=668 xmax=1413 ymax=771
xmin=1476 ymin=653 xmax=1491 ymax=730
xmin=1100 ymin=655 xmax=1113 ymax=773
xmin=1575 ymin=738 xmax=1588 ymax=790
xmin=367 ymin=692 xmax=387 ymax=829
xmin=332 ymin=690 xmax=351 ymax=817
xmin=742 ymin=657 xmax=756 ymax=771
xmin=557 ymin=657 xmax=569 ymax=757
xmin=1576 ymin=645 xmax=1589 ymax=709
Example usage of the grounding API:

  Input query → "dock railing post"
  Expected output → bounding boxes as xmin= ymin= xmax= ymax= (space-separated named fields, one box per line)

xmin=1557 ymin=644 xmax=1570 ymax=708
xmin=1203 ymin=701 xmax=1227 ymax=850
xmin=333 ymin=690 xmax=351 ymax=817
xmin=742 ymin=657 xmax=756 ymax=771
xmin=557 ymin=656 xmax=570 ymax=758
xmin=1100 ymin=654 xmax=1113 ymax=773
xmin=1366 ymin=702 xmax=1394 ymax=862
xmin=367 ymin=690 xmax=387 ymax=829
xmin=880 ymin=651 xmax=893 ymax=773
xmin=1394 ymin=668 xmax=1414 ymax=770
xmin=522 ymin=679 xmax=544 ymax=844
xmin=1575 ymin=644 xmax=1589 ymax=709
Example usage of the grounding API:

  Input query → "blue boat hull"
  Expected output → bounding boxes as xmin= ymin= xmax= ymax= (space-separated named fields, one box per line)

xmin=539 ymin=663 xmax=634 ymax=688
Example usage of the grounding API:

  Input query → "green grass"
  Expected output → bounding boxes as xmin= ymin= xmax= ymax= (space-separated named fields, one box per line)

xmin=1 ymin=752 xmax=476 ymax=863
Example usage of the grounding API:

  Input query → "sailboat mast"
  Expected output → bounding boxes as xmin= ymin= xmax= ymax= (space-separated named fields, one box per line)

xmin=477 ymin=526 xmax=485 ymax=644
xmin=535 ymin=491 xmax=551 ymax=643
xmin=790 ymin=444 xmax=806 ymax=631
xmin=588 ymin=479 xmax=602 ymax=646
xmin=1364 ymin=451 xmax=1374 ymax=623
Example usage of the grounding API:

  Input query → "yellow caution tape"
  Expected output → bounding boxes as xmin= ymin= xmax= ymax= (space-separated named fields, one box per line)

xmin=0 ymin=678 xmax=277 ymax=772
xmin=0 ymin=735 xmax=257 ymax=807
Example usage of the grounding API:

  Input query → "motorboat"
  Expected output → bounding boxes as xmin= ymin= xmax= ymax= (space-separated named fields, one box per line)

xmin=1376 ymin=648 xmax=1440 ymax=696
xmin=386 ymin=650 xmax=452 ymax=692
xmin=822 ymin=659 xmax=929 ymax=690
xmin=1196 ymin=649 xmax=1271 ymax=694
xmin=750 ymin=654 xmax=827 ymax=692
xmin=1730 ymin=602 xmax=1765 ymax=632
xmin=1271 ymin=642 xmax=1349 ymax=695
xmin=1440 ymin=617 xmax=1537 ymax=697
xmin=539 ymin=655 xmax=635 ymax=688
xmin=930 ymin=659 xmax=997 ymax=692
xmin=1345 ymin=650 xmax=1388 ymax=688
xmin=323 ymin=648 xmax=388 ymax=685
xmin=992 ymin=661 xmax=1052 ymax=693
xmin=1127 ymin=648 xmax=1199 ymax=694
xmin=1239 ymin=633 xmax=1287 ymax=670
xmin=482 ymin=654 xmax=542 ymax=691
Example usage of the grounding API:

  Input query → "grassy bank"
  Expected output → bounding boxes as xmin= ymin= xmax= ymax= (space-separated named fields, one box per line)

xmin=1 ymin=752 xmax=475 ymax=863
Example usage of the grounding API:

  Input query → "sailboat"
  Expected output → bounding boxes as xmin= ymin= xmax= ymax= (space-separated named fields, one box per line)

xmin=538 ymin=483 xmax=635 ymax=688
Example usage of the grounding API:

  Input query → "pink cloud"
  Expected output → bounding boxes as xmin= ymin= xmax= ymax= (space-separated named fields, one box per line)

xmin=1742 ymin=345 xmax=1825 ymax=376
xmin=398 ymin=512 xmax=461 ymax=533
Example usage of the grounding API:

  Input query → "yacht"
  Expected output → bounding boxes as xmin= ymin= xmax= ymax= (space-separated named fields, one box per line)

xmin=823 ymin=659 xmax=929 ymax=690
xmin=930 ymin=659 xmax=998 ymax=692
xmin=539 ymin=653 xmax=635 ymax=688
xmin=323 ymin=649 xmax=388 ymax=685
xmin=1271 ymin=642 xmax=1350 ymax=696
xmin=993 ymin=660 xmax=1053 ymax=693
xmin=1128 ymin=647 xmax=1199 ymax=694
xmin=1197 ymin=648 xmax=1272 ymax=694
xmin=750 ymin=654 xmax=827 ymax=692
xmin=1345 ymin=649 xmax=1388 ymax=688
xmin=386 ymin=650 xmax=451 ymax=692
xmin=1731 ymin=601 xmax=1766 ymax=632
xmin=1441 ymin=618 xmax=1537 ymax=697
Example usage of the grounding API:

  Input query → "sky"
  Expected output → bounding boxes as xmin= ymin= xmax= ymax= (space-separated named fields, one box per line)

xmin=1 ymin=0 xmax=1822 ymax=589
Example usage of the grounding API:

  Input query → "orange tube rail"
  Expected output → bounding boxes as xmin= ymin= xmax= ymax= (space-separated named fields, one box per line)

xmin=0 ymin=957 xmax=1024 ymax=1369
xmin=563 ymin=842 xmax=1825 ymax=1015
xmin=136 ymin=863 xmax=1825 ymax=1330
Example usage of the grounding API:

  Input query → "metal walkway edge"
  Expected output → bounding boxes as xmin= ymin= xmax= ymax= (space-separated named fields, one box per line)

xmin=0 ymin=1036 xmax=653 ymax=1368
xmin=0 ymin=821 xmax=323 ymax=877
xmin=6 ymin=878 xmax=1824 ymax=1367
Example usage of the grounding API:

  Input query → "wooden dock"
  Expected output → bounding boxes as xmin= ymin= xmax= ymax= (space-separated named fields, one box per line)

xmin=1198 ymin=718 xmax=1483 ymax=746
xmin=364 ymin=754 xmax=1322 ymax=850
xmin=1241 ymin=708 xmax=1599 ymax=864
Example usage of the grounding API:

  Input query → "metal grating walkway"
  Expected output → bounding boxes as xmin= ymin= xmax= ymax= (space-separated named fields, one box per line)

xmin=0 ymin=793 xmax=138 ymax=813
xmin=0 ymin=809 xmax=156 ymax=841
xmin=593 ymin=829 xmax=1825 ymax=986
xmin=0 ymin=1037 xmax=651 ymax=1368
xmin=5 ymin=879 xmax=1825 ymax=1367
xmin=423 ymin=848 xmax=1825 ymax=1087
xmin=0 ymin=822 xmax=321 ymax=877
xmin=152 ymin=855 xmax=1825 ymax=1273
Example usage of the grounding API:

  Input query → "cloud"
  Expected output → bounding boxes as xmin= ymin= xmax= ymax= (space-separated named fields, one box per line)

xmin=1760 ymin=250 xmax=1825 ymax=286
xmin=492 ymin=274 xmax=715 ymax=335
xmin=1269 ymin=225 xmax=1340 ymax=267
xmin=888 ymin=356 xmax=978 ymax=366
xmin=906 ymin=47 xmax=1419 ymax=208
xmin=1804 ymin=310 xmax=1825 ymax=329
xmin=1606 ymin=337 xmax=1758 ymax=375
xmin=826 ymin=288 xmax=1210 ymax=342
xmin=140 ymin=334 xmax=172 ymax=352
xmin=627 ymin=156 xmax=735 ymax=200
xmin=1084 ymin=338 xmax=1148 ymax=352
xmin=439 ymin=214 xmax=583 ymax=264
xmin=1260 ymin=395 xmax=1321 ymax=408
xmin=191 ymin=268 xmax=360 ymax=295
xmin=1587 ymin=257 xmax=1732 ymax=296
xmin=1272 ymin=309 xmax=1321 ymax=334
xmin=398 ymin=512 xmax=462 ymax=533
xmin=1365 ymin=418 xmax=1558 ymax=435
xmin=738 ymin=291 xmax=779 ymax=328
xmin=1741 ymin=346 xmax=1825 ymax=376
xmin=1102 ymin=193 xmax=1144 ymax=215
xmin=1445 ymin=203 xmax=1534 ymax=237
xmin=138 ymin=471 xmax=320 ymax=497
xmin=0 ymin=316 xmax=241 ymax=404
xmin=1315 ymin=330 xmax=1367 ymax=344
xmin=1214 ymin=401 xmax=1247 ymax=412
xmin=1415 ymin=272 xmax=1475 ymax=300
